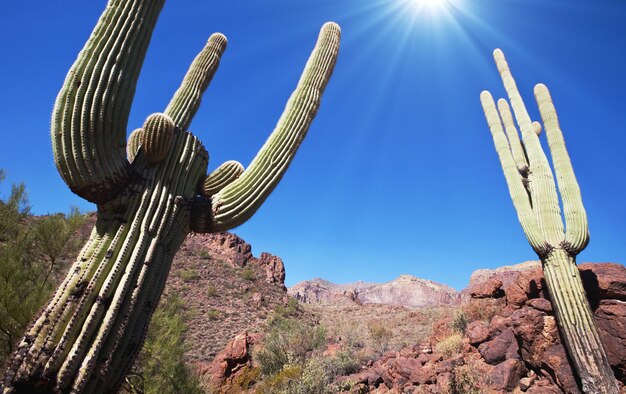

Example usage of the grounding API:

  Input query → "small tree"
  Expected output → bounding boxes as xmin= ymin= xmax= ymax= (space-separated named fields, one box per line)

xmin=33 ymin=207 xmax=87 ymax=284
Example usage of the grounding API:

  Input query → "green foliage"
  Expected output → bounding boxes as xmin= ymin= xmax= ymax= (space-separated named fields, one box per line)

xmin=0 ymin=173 xmax=51 ymax=365
xmin=450 ymin=310 xmax=468 ymax=334
xmin=231 ymin=366 xmax=261 ymax=390
xmin=270 ymin=297 xmax=300 ymax=324
xmin=449 ymin=362 xmax=485 ymax=394
xmin=207 ymin=309 xmax=220 ymax=320
xmin=368 ymin=321 xmax=393 ymax=355
xmin=205 ymin=284 xmax=217 ymax=297
xmin=176 ymin=268 xmax=200 ymax=282
xmin=435 ymin=333 xmax=464 ymax=359
xmin=256 ymin=353 xmax=358 ymax=394
xmin=33 ymin=206 xmax=87 ymax=284
xmin=126 ymin=293 xmax=202 ymax=394
xmin=241 ymin=267 xmax=255 ymax=281
xmin=255 ymin=318 xmax=326 ymax=376
xmin=253 ymin=314 xmax=359 ymax=393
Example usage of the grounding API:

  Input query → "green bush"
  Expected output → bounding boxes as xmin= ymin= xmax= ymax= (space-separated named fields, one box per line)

xmin=0 ymin=172 xmax=51 ymax=364
xmin=368 ymin=321 xmax=393 ymax=355
xmin=125 ymin=294 xmax=202 ymax=394
xmin=451 ymin=310 xmax=468 ymax=334
xmin=256 ymin=352 xmax=359 ymax=394
xmin=449 ymin=363 xmax=485 ymax=394
xmin=177 ymin=268 xmax=200 ymax=282
xmin=435 ymin=333 xmax=464 ymax=358
xmin=206 ymin=284 xmax=218 ymax=297
xmin=255 ymin=318 xmax=326 ymax=376
xmin=207 ymin=308 xmax=220 ymax=320
xmin=241 ymin=267 xmax=255 ymax=281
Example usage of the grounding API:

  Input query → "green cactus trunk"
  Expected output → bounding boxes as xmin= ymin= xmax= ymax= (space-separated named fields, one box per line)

xmin=4 ymin=133 xmax=207 ymax=392
xmin=542 ymin=249 xmax=617 ymax=393
xmin=2 ymin=0 xmax=340 ymax=391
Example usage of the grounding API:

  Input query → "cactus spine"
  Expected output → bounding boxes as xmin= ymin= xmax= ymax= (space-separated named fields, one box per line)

xmin=1 ymin=0 xmax=340 ymax=392
xmin=480 ymin=49 xmax=618 ymax=393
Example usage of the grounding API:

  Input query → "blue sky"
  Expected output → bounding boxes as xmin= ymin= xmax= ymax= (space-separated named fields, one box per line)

xmin=1 ymin=0 xmax=624 ymax=290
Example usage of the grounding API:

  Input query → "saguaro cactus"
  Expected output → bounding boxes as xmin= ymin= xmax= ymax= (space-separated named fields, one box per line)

xmin=480 ymin=49 xmax=618 ymax=393
xmin=1 ymin=0 xmax=340 ymax=392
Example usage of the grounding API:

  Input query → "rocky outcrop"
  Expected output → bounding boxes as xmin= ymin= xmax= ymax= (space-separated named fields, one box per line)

xmin=461 ymin=260 xmax=540 ymax=302
xmin=335 ymin=262 xmax=626 ymax=393
xmin=289 ymin=274 xmax=460 ymax=308
xmin=257 ymin=252 xmax=286 ymax=289
xmin=166 ymin=232 xmax=290 ymax=364
xmin=197 ymin=331 xmax=261 ymax=391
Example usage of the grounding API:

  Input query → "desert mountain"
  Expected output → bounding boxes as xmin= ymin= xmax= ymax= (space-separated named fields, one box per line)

xmin=289 ymin=274 xmax=460 ymax=307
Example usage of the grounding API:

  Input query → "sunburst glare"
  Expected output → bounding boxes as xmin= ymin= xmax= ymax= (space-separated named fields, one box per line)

xmin=397 ymin=0 xmax=456 ymax=21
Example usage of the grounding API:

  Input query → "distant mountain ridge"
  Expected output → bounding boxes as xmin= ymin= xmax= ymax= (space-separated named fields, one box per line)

xmin=288 ymin=274 xmax=460 ymax=307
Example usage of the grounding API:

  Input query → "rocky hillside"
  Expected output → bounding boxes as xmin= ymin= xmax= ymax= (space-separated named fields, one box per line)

xmin=289 ymin=274 xmax=460 ymax=307
xmin=333 ymin=262 xmax=626 ymax=393
xmin=164 ymin=232 xmax=294 ymax=365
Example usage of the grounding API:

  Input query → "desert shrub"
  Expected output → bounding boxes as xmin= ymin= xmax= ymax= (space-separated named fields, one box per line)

xmin=450 ymin=310 xmax=468 ymax=334
xmin=449 ymin=361 xmax=487 ymax=394
xmin=125 ymin=294 xmax=202 ymax=394
xmin=207 ymin=308 xmax=220 ymax=320
xmin=368 ymin=321 xmax=393 ymax=355
xmin=256 ymin=352 xmax=358 ymax=394
xmin=198 ymin=249 xmax=210 ymax=259
xmin=177 ymin=268 xmax=200 ymax=282
xmin=0 ymin=173 xmax=51 ymax=364
xmin=241 ymin=267 xmax=255 ymax=281
xmin=33 ymin=206 xmax=87 ymax=284
xmin=462 ymin=299 xmax=501 ymax=324
xmin=256 ymin=364 xmax=303 ymax=393
xmin=232 ymin=366 xmax=261 ymax=390
xmin=255 ymin=318 xmax=326 ymax=376
xmin=206 ymin=284 xmax=217 ymax=297
xmin=435 ymin=333 xmax=464 ymax=358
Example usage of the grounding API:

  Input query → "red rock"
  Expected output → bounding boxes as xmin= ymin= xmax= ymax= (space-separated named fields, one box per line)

xmin=543 ymin=344 xmax=580 ymax=393
xmin=200 ymin=331 xmax=260 ymax=388
xmin=466 ymin=321 xmax=490 ymax=345
xmin=489 ymin=315 xmax=513 ymax=336
xmin=490 ymin=359 xmax=526 ymax=391
xmin=526 ymin=377 xmax=563 ymax=393
xmin=257 ymin=252 xmax=286 ymax=288
xmin=505 ymin=280 xmax=528 ymax=307
xmin=391 ymin=357 xmax=422 ymax=380
xmin=595 ymin=299 xmax=626 ymax=380
xmin=478 ymin=328 xmax=516 ymax=365
xmin=469 ymin=277 xmax=504 ymax=299
xmin=527 ymin=297 xmax=553 ymax=313
xmin=580 ymin=263 xmax=626 ymax=301
xmin=510 ymin=306 xmax=544 ymax=346
xmin=409 ymin=364 xmax=436 ymax=385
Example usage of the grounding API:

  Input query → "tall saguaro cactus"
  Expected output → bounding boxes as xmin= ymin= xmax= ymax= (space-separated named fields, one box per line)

xmin=2 ymin=0 xmax=340 ymax=392
xmin=480 ymin=49 xmax=618 ymax=393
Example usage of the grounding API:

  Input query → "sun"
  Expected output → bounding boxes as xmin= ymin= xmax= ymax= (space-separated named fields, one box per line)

xmin=400 ymin=0 xmax=451 ymax=18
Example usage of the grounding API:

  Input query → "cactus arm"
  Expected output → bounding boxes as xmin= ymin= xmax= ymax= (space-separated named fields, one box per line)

xmin=496 ymin=98 xmax=529 ymax=171
xmin=493 ymin=49 xmax=564 ymax=245
xmin=164 ymin=33 xmax=228 ymax=130
xmin=480 ymin=91 xmax=545 ymax=252
xmin=202 ymin=160 xmax=245 ymax=197
xmin=532 ymin=121 xmax=542 ymax=136
xmin=206 ymin=22 xmax=341 ymax=232
xmin=534 ymin=84 xmax=589 ymax=253
xmin=127 ymin=128 xmax=143 ymax=162
xmin=51 ymin=0 xmax=165 ymax=204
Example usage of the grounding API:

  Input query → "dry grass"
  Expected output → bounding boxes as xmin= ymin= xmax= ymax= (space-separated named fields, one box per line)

xmin=304 ymin=302 xmax=453 ymax=362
